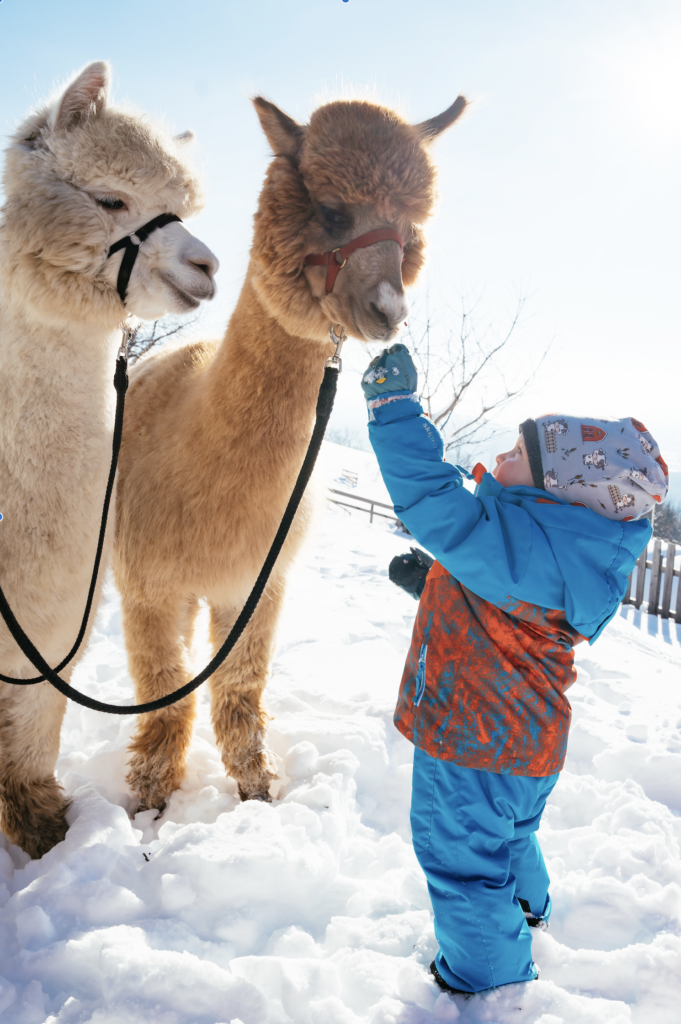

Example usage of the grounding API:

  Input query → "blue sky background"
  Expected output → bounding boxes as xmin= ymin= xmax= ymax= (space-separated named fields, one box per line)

xmin=1 ymin=0 xmax=680 ymax=483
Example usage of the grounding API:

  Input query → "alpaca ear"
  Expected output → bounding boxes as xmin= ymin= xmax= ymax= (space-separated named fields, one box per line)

xmin=175 ymin=130 xmax=195 ymax=143
xmin=53 ymin=61 xmax=110 ymax=132
xmin=253 ymin=97 xmax=305 ymax=158
xmin=415 ymin=96 xmax=467 ymax=141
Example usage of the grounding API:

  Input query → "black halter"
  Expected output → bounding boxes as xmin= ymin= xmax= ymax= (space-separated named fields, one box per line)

xmin=107 ymin=213 xmax=182 ymax=304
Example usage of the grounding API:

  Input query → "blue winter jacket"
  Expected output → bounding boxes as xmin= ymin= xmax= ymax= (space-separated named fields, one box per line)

xmin=369 ymin=395 xmax=650 ymax=642
xmin=368 ymin=394 xmax=650 ymax=774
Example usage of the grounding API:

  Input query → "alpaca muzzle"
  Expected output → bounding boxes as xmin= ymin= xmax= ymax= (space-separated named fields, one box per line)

xmin=303 ymin=228 xmax=404 ymax=295
xmin=107 ymin=213 xmax=183 ymax=304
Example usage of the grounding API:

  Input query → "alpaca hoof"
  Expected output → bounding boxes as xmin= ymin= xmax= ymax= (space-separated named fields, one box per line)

xmin=238 ymin=786 xmax=272 ymax=803
xmin=135 ymin=799 xmax=167 ymax=819
xmin=20 ymin=810 xmax=69 ymax=860
xmin=229 ymin=747 xmax=280 ymax=804
xmin=126 ymin=753 xmax=182 ymax=816
xmin=1 ymin=787 xmax=70 ymax=861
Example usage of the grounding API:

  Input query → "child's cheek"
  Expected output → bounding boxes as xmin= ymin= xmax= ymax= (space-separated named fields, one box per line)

xmin=495 ymin=461 xmax=511 ymax=487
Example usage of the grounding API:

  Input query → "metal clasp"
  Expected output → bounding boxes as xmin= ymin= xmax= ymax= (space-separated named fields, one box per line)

xmin=332 ymin=248 xmax=347 ymax=269
xmin=326 ymin=324 xmax=346 ymax=370
xmin=117 ymin=321 xmax=135 ymax=360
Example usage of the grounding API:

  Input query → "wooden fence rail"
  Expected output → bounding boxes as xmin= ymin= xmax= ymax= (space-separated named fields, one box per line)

xmin=328 ymin=488 xmax=399 ymax=524
xmin=329 ymin=489 xmax=680 ymax=623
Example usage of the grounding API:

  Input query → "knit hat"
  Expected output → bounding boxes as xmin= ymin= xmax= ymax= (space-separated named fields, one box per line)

xmin=519 ymin=415 xmax=669 ymax=521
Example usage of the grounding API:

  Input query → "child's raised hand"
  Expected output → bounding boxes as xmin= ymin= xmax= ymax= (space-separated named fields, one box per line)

xmin=361 ymin=343 xmax=418 ymax=401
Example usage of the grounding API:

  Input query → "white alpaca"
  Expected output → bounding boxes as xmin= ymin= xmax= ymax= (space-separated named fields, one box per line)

xmin=0 ymin=62 xmax=219 ymax=858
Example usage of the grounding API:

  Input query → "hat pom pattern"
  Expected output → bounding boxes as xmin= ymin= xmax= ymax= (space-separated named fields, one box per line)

xmin=533 ymin=415 xmax=668 ymax=521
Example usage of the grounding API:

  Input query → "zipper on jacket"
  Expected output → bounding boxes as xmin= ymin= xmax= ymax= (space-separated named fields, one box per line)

xmin=414 ymin=644 xmax=428 ymax=706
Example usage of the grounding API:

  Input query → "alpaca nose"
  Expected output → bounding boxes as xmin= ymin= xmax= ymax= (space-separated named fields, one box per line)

xmin=190 ymin=258 xmax=215 ymax=279
xmin=179 ymin=237 xmax=219 ymax=300
xmin=184 ymin=243 xmax=219 ymax=282
xmin=368 ymin=281 xmax=409 ymax=333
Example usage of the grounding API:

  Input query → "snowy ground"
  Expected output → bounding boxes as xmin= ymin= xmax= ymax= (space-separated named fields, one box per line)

xmin=1 ymin=466 xmax=680 ymax=1023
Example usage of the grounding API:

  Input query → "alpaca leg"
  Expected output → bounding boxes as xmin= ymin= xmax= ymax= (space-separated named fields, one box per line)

xmin=209 ymin=586 xmax=283 ymax=801
xmin=0 ymin=682 xmax=70 ymax=859
xmin=123 ymin=595 xmax=199 ymax=813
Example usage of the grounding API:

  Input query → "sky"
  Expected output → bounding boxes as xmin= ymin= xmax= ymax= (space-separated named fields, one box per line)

xmin=1 ymin=0 xmax=680 ymax=479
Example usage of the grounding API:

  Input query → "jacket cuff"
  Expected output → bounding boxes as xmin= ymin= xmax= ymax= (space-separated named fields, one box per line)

xmin=368 ymin=392 xmax=422 ymax=423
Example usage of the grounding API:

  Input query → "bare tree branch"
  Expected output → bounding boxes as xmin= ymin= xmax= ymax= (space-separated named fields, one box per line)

xmin=128 ymin=314 xmax=201 ymax=365
xmin=404 ymin=287 xmax=551 ymax=465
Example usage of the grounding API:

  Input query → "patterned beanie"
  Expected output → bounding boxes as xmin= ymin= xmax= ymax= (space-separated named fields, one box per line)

xmin=519 ymin=415 xmax=669 ymax=521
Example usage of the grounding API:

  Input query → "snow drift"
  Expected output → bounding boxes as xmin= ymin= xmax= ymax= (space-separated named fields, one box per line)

xmin=0 ymin=453 xmax=680 ymax=1023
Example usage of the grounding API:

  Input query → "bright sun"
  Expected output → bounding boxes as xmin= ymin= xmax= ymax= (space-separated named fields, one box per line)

xmin=598 ymin=27 xmax=681 ymax=147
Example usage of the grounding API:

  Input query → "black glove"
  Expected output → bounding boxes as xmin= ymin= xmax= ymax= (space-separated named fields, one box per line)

xmin=388 ymin=547 xmax=434 ymax=600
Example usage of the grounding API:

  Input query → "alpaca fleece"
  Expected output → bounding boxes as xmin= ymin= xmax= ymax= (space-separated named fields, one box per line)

xmin=0 ymin=61 xmax=215 ymax=858
xmin=113 ymin=93 xmax=467 ymax=813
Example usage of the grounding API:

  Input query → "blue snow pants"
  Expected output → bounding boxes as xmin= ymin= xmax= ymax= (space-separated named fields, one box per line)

xmin=411 ymin=747 xmax=558 ymax=993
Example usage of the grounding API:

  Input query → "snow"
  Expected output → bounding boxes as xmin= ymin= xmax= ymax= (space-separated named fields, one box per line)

xmin=1 ymin=449 xmax=681 ymax=1023
xmin=318 ymin=441 xmax=393 ymax=505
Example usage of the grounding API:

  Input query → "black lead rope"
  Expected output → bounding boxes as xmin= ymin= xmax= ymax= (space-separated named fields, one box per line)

xmin=0 ymin=349 xmax=129 ymax=685
xmin=0 ymin=338 xmax=342 ymax=715
xmin=0 ymin=210 xmax=181 ymax=680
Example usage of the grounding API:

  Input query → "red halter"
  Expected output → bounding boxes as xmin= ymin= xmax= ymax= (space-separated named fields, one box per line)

xmin=303 ymin=228 xmax=404 ymax=294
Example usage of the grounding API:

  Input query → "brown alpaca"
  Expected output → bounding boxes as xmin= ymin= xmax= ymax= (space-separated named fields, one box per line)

xmin=113 ymin=94 xmax=467 ymax=811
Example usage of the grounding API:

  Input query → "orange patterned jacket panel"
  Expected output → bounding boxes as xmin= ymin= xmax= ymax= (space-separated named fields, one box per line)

xmin=395 ymin=562 xmax=585 ymax=776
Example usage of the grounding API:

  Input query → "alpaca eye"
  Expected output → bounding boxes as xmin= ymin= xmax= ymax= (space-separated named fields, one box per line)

xmin=321 ymin=206 xmax=347 ymax=229
xmin=97 ymin=196 xmax=126 ymax=210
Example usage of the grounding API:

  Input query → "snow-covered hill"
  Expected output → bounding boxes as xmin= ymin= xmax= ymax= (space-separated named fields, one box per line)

xmin=0 ymin=471 xmax=680 ymax=1023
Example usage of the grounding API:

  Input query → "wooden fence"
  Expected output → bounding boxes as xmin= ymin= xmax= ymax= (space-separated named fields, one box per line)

xmin=329 ymin=489 xmax=680 ymax=623
xmin=622 ymin=539 xmax=680 ymax=622
xmin=328 ymin=488 xmax=399 ymax=524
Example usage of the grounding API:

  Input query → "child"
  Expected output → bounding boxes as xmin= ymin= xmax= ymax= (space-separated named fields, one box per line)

xmin=361 ymin=343 xmax=668 ymax=995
